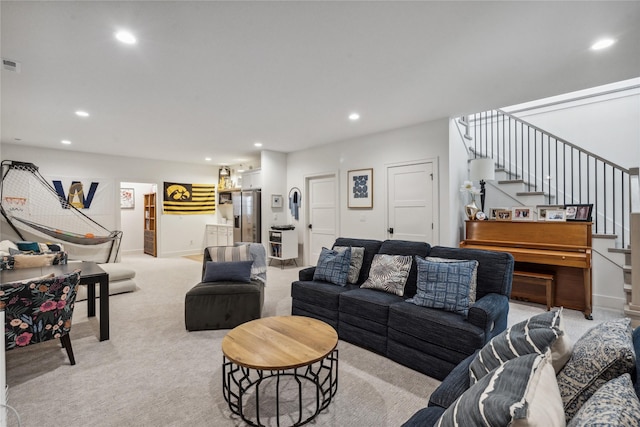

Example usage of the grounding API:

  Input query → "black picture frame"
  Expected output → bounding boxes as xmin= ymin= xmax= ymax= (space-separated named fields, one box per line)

xmin=564 ymin=204 xmax=593 ymax=222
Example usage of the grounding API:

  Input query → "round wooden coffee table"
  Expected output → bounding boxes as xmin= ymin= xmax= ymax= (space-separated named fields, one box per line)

xmin=221 ymin=315 xmax=338 ymax=427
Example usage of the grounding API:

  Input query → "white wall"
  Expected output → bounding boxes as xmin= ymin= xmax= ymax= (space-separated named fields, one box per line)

xmin=1 ymin=144 xmax=218 ymax=258
xmin=286 ymin=118 xmax=451 ymax=265
xmin=261 ymin=150 xmax=288 ymax=246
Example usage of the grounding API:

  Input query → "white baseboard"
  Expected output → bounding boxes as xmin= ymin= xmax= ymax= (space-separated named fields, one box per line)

xmin=593 ymin=293 xmax=625 ymax=311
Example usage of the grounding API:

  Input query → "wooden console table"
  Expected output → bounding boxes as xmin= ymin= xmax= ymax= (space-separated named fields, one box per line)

xmin=460 ymin=220 xmax=593 ymax=319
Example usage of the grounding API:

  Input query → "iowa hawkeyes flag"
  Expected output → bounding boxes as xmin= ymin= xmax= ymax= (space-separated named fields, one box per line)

xmin=163 ymin=182 xmax=216 ymax=215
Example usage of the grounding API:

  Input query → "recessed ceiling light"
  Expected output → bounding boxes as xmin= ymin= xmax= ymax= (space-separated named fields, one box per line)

xmin=61 ymin=140 xmax=72 ymax=145
xmin=238 ymin=169 xmax=245 ymax=173
xmin=115 ymin=30 xmax=137 ymax=45
xmin=254 ymin=142 xmax=263 ymax=147
xmin=75 ymin=110 xmax=90 ymax=117
xmin=349 ymin=113 xmax=360 ymax=121
xmin=205 ymin=157 xmax=212 ymax=161
xmin=591 ymin=38 xmax=616 ymax=50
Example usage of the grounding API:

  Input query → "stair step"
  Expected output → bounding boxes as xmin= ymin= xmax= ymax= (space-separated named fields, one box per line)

xmin=516 ymin=191 xmax=546 ymax=196
xmin=498 ymin=179 xmax=525 ymax=185
xmin=624 ymin=283 xmax=632 ymax=293
xmin=593 ymin=233 xmax=618 ymax=239
xmin=609 ymin=247 xmax=631 ymax=254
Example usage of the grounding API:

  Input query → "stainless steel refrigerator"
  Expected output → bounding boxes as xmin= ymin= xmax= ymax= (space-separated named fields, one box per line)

xmin=232 ymin=190 xmax=261 ymax=243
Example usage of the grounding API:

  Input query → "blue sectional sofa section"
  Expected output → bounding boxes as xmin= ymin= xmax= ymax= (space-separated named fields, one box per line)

xmin=290 ymin=237 xmax=514 ymax=380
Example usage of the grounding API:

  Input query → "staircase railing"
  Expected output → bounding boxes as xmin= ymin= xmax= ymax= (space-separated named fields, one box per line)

xmin=464 ymin=109 xmax=632 ymax=248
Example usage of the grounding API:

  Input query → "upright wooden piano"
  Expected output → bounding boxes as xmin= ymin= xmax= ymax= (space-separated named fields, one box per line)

xmin=460 ymin=220 xmax=593 ymax=319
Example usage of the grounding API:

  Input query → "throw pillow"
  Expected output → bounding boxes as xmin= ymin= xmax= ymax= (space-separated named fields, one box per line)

xmin=360 ymin=254 xmax=412 ymax=296
xmin=203 ymin=260 xmax=253 ymax=283
xmin=13 ymin=253 xmax=57 ymax=269
xmin=16 ymin=241 xmax=41 ymax=253
xmin=313 ymin=247 xmax=351 ymax=286
xmin=426 ymin=256 xmax=478 ymax=304
xmin=567 ymin=374 xmax=640 ymax=427
xmin=333 ymin=246 xmax=365 ymax=284
xmin=208 ymin=245 xmax=251 ymax=263
xmin=469 ymin=308 xmax=572 ymax=384
xmin=436 ymin=351 xmax=565 ymax=427
xmin=406 ymin=257 xmax=477 ymax=316
xmin=556 ymin=318 xmax=635 ymax=423
xmin=0 ymin=240 xmax=18 ymax=253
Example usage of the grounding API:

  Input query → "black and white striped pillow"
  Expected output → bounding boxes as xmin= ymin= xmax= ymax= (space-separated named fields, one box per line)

xmin=437 ymin=351 xmax=565 ymax=427
xmin=470 ymin=309 xmax=572 ymax=384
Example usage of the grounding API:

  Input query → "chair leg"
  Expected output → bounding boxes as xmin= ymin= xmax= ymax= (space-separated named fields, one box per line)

xmin=60 ymin=334 xmax=76 ymax=365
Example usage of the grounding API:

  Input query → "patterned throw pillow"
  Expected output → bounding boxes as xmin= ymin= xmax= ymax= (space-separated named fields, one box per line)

xmin=567 ymin=374 xmax=640 ymax=427
xmin=556 ymin=318 xmax=635 ymax=422
xmin=360 ymin=254 xmax=412 ymax=296
xmin=425 ymin=256 xmax=478 ymax=304
xmin=469 ymin=309 xmax=572 ymax=384
xmin=313 ymin=247 xmax=351 ymax=286
xmin=208 ymin=245 xmax=251 ymax=263
xmin=406 ymin=257 xmax=477 ymax=316
xmin=436 ymin=351 xmax=565 ymax=427
xmin=333 ymin=246 xmax=365 ymax=284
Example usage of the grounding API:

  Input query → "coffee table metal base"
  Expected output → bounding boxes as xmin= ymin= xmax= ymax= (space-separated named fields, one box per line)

xmin=223 ymin=349 xmax=338 ymax=427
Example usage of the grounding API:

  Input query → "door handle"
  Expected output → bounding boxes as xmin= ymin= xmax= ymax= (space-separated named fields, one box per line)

xmin=308 ymin=224 xmax=313 ymax=229
xmin=388 ymin=227 xmax=394 ymax=234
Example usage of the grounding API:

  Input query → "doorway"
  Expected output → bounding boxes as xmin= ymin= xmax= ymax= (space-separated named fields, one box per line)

xmin=120 ymin=182 xmax=157 ymax=256
xmin=305 ymin=173 xmax=338 ymax=266
xmin=386 ymin=160 xmax=437 ymax=244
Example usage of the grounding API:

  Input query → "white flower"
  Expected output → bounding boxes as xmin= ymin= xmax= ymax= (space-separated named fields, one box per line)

xmin=460 ymin=180 xmax=481 ymax=202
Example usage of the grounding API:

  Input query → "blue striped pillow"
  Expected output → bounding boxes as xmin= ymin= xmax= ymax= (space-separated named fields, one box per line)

xmin=313 ymin=247 xmax=351 ymax=286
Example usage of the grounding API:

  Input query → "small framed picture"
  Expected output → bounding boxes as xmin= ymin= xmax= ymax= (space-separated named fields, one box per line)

xmin=546 ymin=209 xmax=567 ymax=222
xmin=489 ymin=207 xmax=509 ymax=220
xmin=271 ymin=194 xmax=283 ymax=208
xmin=512 ymin=206 xmax=534 ymax=221
xmin=564 ymin=204 xmax=593 ymax=222
xmin=536 ymin=205 xmax=563 ymax=221
xmin=120 ymin=188 xmax=135 ymax=209
xmin=348 ymin=168 xmax=373 ymax=209
xmin=495 ymin=209 xmax=512 ymax=221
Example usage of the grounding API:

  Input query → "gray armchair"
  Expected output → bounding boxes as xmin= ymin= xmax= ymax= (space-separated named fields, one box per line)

xmin=184 ymin=244 xmax=265 ymax=331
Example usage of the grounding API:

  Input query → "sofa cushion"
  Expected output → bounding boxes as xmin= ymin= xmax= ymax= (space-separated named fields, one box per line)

xmin=556 ymin=318 xmax=635 ymax=423
xmin=203 ymin=260 xmax=252 ymax=283
xmin=378 ymin=240 xmax=431 ymax=297
xmin=436 ymin=352 xmax=564 ymax=427
xmin=361 ymin=254 xmax=412 ymax=296
xmin=291 ymin=280 xmax=356 ymax=312
xmin=340 ymin=288 xmax=404 ymax=327
xmin=407 ymin=257 xmax=477 ymax=316
xmin=428 ymin=246 xmax=514 ymax=299
xmin=388 ymin=301 xmax=485 ymax=358
xmin=333 ymin=246 xmax=365 ymax=284
xmin=469 ymin=309 xmax=571 ymax=383
xmin=313 ymin=247 xmax=351 ymax=286
xmin=333 ymin=238 xmax=383 ymax=285
xmin=567 ymin=374 xmax=640 ymax=427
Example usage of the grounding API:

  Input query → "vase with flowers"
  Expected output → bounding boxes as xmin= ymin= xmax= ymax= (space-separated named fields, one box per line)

xmin=460 ymin=180 xmax=481 ymax=220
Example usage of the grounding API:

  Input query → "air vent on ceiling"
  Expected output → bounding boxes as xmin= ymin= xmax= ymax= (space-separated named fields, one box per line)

xmin=2 ymin=58 xmax=21 ymax=73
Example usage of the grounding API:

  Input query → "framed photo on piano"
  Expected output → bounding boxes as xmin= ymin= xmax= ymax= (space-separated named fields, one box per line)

xmin=536 ymin=205 xmax=563 ymax=221
xmin=564 ymin=204 xmax=593 ymax=222
xmin=546 ymin=209 xmax=567 ymax=222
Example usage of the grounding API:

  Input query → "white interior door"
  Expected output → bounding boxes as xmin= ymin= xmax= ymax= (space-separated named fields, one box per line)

xmin=307 ymin=175 xmax=337 ymax=265
xmin=387 ymin=161 xmax=435 ymax=243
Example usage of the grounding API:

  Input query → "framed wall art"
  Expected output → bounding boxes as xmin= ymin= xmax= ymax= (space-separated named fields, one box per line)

xmin=348 ymin=168 xmax=373 ymax=209
xmin=271 ymin=194 xmax=283 ymax=208
xmin=564 ymin=204 xmax=593 ymax=222
xmin=120 ymin=188 xmax=135 ymax=209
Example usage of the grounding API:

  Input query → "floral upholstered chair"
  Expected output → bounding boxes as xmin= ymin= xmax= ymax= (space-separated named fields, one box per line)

xmin=1 ymin=270 xmax=81 ymax=365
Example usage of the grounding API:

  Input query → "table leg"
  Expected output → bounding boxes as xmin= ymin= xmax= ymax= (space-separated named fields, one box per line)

xmin=87 ymin=283 xmax=96 ymax=317
xmin=99 ymin=274 xmax=110 ymax=341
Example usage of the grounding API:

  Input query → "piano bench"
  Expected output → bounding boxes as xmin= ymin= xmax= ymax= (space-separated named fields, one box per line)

xmin=512 ymin=271 xmax=555 ymax=311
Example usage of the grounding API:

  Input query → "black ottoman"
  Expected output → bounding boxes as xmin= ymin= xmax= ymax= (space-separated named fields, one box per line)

xmin=184 ymin=280 xmax=264 ymax=331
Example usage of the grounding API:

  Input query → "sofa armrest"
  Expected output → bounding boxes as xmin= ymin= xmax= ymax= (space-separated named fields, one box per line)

xmin=467 ymin=293 xmax=509 ymax=342
xmin=298 ymin=266 xmax=316 ymax=281
xmin=427 ymin=350 xmax=478 ymax=409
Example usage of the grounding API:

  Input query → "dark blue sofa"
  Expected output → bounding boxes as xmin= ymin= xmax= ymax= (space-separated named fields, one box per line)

xmin=290 ymin=237 xmax=515 ymax=380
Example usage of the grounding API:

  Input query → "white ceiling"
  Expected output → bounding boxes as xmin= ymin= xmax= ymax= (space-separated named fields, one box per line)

xmin=2 ymin=1 xmax=639 ymax=167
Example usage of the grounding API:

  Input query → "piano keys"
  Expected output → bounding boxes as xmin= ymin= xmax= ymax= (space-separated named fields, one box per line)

xmin=460 ymin=220 xmax=593 ymax=319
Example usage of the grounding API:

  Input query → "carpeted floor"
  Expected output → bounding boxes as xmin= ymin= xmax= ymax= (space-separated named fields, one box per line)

xmin=4 ymin=253 xmax=624 ymax=426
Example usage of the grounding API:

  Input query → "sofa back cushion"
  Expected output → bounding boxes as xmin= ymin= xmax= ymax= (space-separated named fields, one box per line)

xmin=378 ymin=240 xmax=431 ymax=297
xmin=332 ymin=238 xmax=383 ymax=285
xmin=428 ymin=246 xmax=514 ymax=299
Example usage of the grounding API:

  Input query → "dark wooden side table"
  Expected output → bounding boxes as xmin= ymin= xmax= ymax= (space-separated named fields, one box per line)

xmin=1 ymin=261 xmax=110 ymax=341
